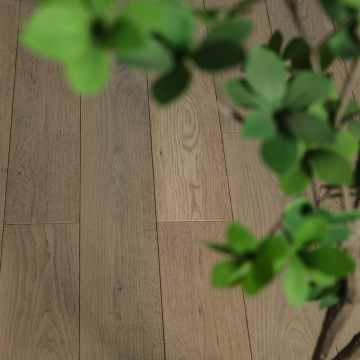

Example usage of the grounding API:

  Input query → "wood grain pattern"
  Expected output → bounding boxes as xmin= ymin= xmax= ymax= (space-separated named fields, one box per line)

xmin=4 ymin=0 xmax=80 ymax=224
xmin=204 ymin=0 xmax=273 ymax=132
xmin=0 ymin=224 xmax=79 ymax=360
xmin=222 ymin=133 xmax=338 ymax=359
xmin=80 ymin=64 xmax=165 ymax=360
xmin=158 ymin=221 xmax=252 ymax=360
xmin=0 ymin=0 xmax=20 ymax=97
xmin=0 ymin=96 xmax=13 ymax=260
xmin=150 ymin=71 xmax=232 ymax=221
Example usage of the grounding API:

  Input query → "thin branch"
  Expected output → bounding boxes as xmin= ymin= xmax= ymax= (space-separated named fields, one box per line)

xmin=332 ymin=332 xmax=360 ymax=360
xmin=312 ymin=178 xmax=320 ymax=208
xmin=342 ymin=185 xmax=352 ymax=211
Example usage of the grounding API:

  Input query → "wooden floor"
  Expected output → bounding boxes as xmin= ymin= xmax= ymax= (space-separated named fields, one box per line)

xmin=1 ymin=0 xmax=360 ymax=359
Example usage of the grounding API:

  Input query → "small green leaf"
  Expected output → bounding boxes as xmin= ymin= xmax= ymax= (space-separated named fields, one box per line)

xmin=245 ymin=46 xmax=287 ymax=106
xmin=152 ymin=64 xmax=191 ymax=104
xmin=302 ymin=248 xmax=355 ymax=277
xmin=227 ymin=223 xmax=258 ymax=254
xmin=331 ymin=210 xmax=360 ymax=223
xmin=284 ymin=112 xmax=335 ymax=144
xmin=192 ymin=41 xmax=245 ymax=70
xmin=294 ymin=217 xmax=328 ymax=247
xmin=261 ymin=134 xmax=298 ymax=174
xmin=347 ymin=120 xmax=360 ymax=139
xmin=319 ymin=293 xmax=339 ymax=309
xmin=204 ymin=19 xmax=252 ymax=46
xmin=212 ymin=260 xmax=251 ymax=287
xmin=283 ymin=256 xmax=309 ymax=309
xmin=328 ymin=28 xmax=360 ymax=59
xmin=64 ymin=47 xmax=110 ymax=95
xmin=21 ymin=3 xmax=91 ymax=61
xmin=268 ymin=30 xmax=283 ymax=54
xmin=320 ymin=0 xmax=351 ymax=22
xmin=243 ymin=110 xmax=277 ymax=140
xmin=320 ymin=44 xmax=335 ymax=70
xmin=319 ymin=226 xmax=352 ymax=246
xmin=225 ymin=79 xmax=264 ymax=108
xmin=90 ymin=0 xmax=118 ymax=14
xmin=284 ymin=199 xmax=313 ymax=236
xmin=323 ymin=132 xmax=359 ymax=159
xmin=206 ymin=242 xmax=233 ymax=254
xmin=284 ymin=72 xmax=330 ymax=109
xmin=308 ymin=269 xmax=337 ymax=286
xmin=279 ymin=163 xmax=311 ymax=196
xmin=283 ymin=37 xmax=311 ymax=69
xmin=105 ymin=20 xmax=144 ymax=50
xmin=310 ymin=151 xmax=352 ymax=185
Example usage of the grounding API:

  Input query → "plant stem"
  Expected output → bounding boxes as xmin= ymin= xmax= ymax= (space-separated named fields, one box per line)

xmin=332 ymin=332 xmax=360 ymax=360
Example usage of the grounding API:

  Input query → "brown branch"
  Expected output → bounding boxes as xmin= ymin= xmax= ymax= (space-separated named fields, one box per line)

xmin=332 ymin=332 xmax=360 ymax=360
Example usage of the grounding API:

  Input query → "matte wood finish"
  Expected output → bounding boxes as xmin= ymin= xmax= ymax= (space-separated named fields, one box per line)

xmin=4 ymin=0 xmax=80 ymax=224
xmin=158 ymin=221 xmax=252 ymax=360
xmin=0 ymin=0 xmax=20 ymax=96
xmin=222 ymin=134 xmax=338 ymax=359
xmin=0 ymin=96 xmax=13 ymax=259
xmin=0 ymin=224 xmax=79 ymax=360
xmin=80 ymin=64 xmax=165 ymax=360
xmin=150 ymin=70 xmax=232 ymax=221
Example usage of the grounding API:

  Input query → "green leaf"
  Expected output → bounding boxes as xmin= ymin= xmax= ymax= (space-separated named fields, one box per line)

xmin=310 ymin=151 xmax=352 ymax=185
xmin=117 ymin=37 xmax=173 ymax=71
xmin=212 ymin=260 xmax=251 ymax=287
xmin=225 ymin=79 xmax=265 ymax=108
xmin=319 ymin=293 xmax=339 ymax=309
xmin=319 ymin=226 xmax=352 ymax=246
xmin=21 ymin=3 xmax=91 ymax=61
xmin=283 ymin=256 xmax=309 ymax=309
xmin=64 ymin=47 xmax=110 ymax=95
xmin=324 ymin=132 xmax=359 ymax=159
xmin=328 ymin=28 xmax=360 ymax=59
xmin=243 ymin=109 xmax=277 ymax=140
xmin=227 ymin=223 xmax=258 ymax=254
xmin=302 ymin=248 xmax=355 ymax=277
xmin=284 ymin=112 xmax=335 ymax=144
xmin=268 ymin=30 xmax=283 ymax=54
xmin=308 ymin=269 xmax=337 ymax=286
xmin=294 ymin=217 xmax=328 ymax=247
xmin=105 ymin=20 xmax=144 ymax=50
xmin=320 ymin=0 xmax=351 ymax=22
xmin=261 ymin=134 xmax=299 ymax=174
xmin=90 ymin=0 xmax=118 ymax=14
xmin=157 ymin=0 xmax=195 ymax=47
xmin=347 ymin=120 xmax=360 ymax=139
xmin=152 ymin=64 xmax=191 ymax=104
xmin=283 ymin=37 xmax=311 ymax=69
xmin=242 ymin=258 xmax=274 ymax=295
xmin=331 ymin=209 xmax=360 ymax=223
xmin=284 ymin=199 xmax=313 ymax=236
xmin=258 ymin=234 xmax=289 ymax=272
xmin=192 ymin=41 xmax=245 ymax=70
xmin=320 ymin=44 xmax=335 ymax=70
xmin=204 ymin=19 xmax=253 ymax=46
xmin=284 ymin=72 xmax=330 ymax=109
xmin=245 ymin=46 xmax=287 ymax=106
xmin=279 ymin=163 xmax=311 ymax=196
xmin=206 ymin=242 xmax=233 ymax=255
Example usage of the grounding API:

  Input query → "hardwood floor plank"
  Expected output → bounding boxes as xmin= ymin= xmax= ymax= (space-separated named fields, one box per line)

xmin=0 ymin=96 xmax=13 ymax=259
xmin=222 ymin=133 xmax=338 ymax=359
xmin=158 ymin=221 xmax=252 ymax=360
xmin=4 ymin=0 xmax=80 ymax=224
xmin=0 ymin=224 xmax=79 ymax=359
xmin=0 ymin=0 xmax=20 ymax=97
xmin=203 ymin=0 xmax=272 ymax=132
xmin=80 ymin=64 xmax=165 ymax=360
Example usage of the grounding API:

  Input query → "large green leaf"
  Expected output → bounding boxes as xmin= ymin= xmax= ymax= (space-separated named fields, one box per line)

xmin=302 ymin=248 xmax=355 ymax=277
xmin=64 ymin=47 xmax=110 ymax=95
xmin=245 ymin=46 xmax=287 ymax=107
xmin=225 ymin=79 xmax=267 ymax=108
xmin=279 ymin=163 xmax=311 ymax=196
xmin=320 ymin=0 xmax=351 ymax=22
xmin=283 ymin=37 xmax=311 ymax=69
xmin=284 ymin=72 xmax=330 ymax=109
xmin=212 ymin=260 xmax=251 ymax=287
xmin=227 ymin=223 xmax=258 ymax=254
xmin=284 ymin=112 xmax=335 ymax=144
xmin=152 ymin=64 xmax=191 ymax=104
xmin=261 ymin=134 xmax=298 ymax=174
xmin=192 ymin=41 xmax=245 ymax=70
xmin=21 ymin=3 xmax=91 ymax=61
xmin=310 ymin=151 xmax=352 ymax=185
xmin=347 ymin=120 xmax=360 ymax=139
xmin=321 ymin=132 xmax=359 ymax=159
xmin=283 ymin=256 xmax=309 ymax=309
xmin=243 ymin=110 xmax=277 ymax=140
xmin=318 ymin=226 xmax=352 ymax=246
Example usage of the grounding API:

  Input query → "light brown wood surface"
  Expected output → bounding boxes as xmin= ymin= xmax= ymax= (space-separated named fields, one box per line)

xmin=158 ymin=221 xmax=252 ymax=360
xmin=80 ymin=64 xmax=165 ymax=360
xmin=0 ymin=0 xmax=20 ymax=97
xmin=4 ymin=0 xmax=80 ymax=224
xmin=0 ymin=224 xmax=79 ymax=359
xmin=0 ymin=96 xmax=13 ymax=259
